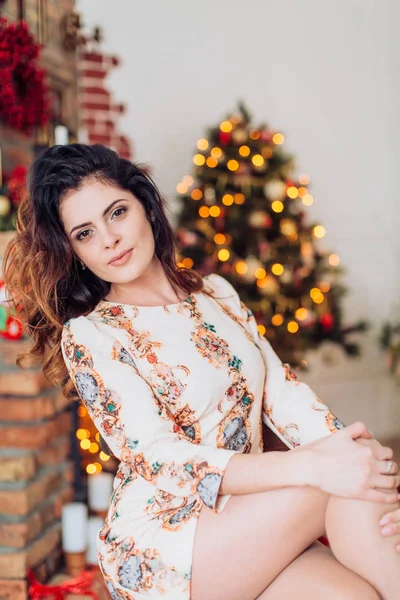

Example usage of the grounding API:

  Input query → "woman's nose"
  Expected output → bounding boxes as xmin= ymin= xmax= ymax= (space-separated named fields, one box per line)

xmin=103 ymin=232 xmax=120 ymax=249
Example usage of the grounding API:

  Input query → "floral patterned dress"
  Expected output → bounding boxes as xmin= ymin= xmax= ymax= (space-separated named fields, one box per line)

xmin=61 ymin=273 xmax=344 ymax=600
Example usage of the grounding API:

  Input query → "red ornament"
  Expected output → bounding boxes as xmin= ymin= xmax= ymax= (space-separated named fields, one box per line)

xmin=0 ymin=18 xmax=51 ymax=134
xmin=219 ymin=131 xmax=231 ymax=145
xmin=320 ymin=313 xmax=334 ymax=331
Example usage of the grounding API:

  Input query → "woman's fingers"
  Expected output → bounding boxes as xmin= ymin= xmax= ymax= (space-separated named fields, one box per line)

xmin=372 ymin=473 xmax=400 ymax=490
xmin=363 ymin=488 xmax=399 ymax=504
xmin=378 ymin=459 xmax=398 ymax=475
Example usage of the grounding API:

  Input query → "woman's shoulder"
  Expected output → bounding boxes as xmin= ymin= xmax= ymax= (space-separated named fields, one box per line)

xmin=202 ymin=272 xmax=239 ymax=301
xmin=62 ymin=314 xmax=101 ymax=346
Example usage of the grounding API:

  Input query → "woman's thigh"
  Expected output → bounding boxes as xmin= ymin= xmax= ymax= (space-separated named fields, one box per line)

xmin=191 ymin=486 xmax=329 ymax=600
xmin=260 ymin=542 xmax=380 ymax=600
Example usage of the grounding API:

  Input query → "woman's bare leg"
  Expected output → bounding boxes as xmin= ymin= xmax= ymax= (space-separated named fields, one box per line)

xmin=326 ymin=495 xmax=400 ymax=599
xmin=191 ymin=486 xmax=377 ymax=600
xmin=258 ymin=542 xmax=380 ymax=599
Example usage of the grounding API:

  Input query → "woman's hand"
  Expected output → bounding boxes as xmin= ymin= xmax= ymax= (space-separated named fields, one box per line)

xmin=380 ymin=501 xmax=400 ymax=553
xmin=304 ymin=421 xmax=400 ymax=503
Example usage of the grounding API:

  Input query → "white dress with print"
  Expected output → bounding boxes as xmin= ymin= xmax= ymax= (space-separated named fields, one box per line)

xmin=61 ymin=273 xmax=344 ymax=600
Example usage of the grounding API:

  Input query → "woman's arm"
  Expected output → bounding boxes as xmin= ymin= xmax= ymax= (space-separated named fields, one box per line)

xmin=221 ymin=421 xmax=400 ymax=503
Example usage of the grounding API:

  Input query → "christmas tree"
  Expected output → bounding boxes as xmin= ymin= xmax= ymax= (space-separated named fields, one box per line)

xmin=175 ymin=103 xmax=367 ymax=367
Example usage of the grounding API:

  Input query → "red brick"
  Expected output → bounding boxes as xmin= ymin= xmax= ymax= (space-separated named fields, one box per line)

xmin=0 ymin=390 xmax=69 ymax=421
xmin=81 ymin=86 xmax=110 ymax=96
xmin=0 ymin=462 xmax=72 ymax=516
xmin=0 ymin=411 xmax=72 ymax=450
xmin=0 ymin=522 xmax=61 ymax=578
xmin=81 ymin=52 xmax=103 ymax=63
xmin=0 ymin=579 xmax=27 ymax=600
xmin=0 ymin=485 xmax=73 ymax=548
xmin=80 ymin=68 xmax=107 ymax=79
xmin=80 ymin=101 xmax=111 ymax=111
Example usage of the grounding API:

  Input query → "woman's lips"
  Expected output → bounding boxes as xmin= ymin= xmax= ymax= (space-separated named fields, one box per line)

xmin=108 ymin=248 xmax=133 ymax=266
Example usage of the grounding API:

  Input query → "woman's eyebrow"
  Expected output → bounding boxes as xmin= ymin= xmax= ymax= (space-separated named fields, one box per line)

xmin=69 ymin=199 xmax=127 ymax=235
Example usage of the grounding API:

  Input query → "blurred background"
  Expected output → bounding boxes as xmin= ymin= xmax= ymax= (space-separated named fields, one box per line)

xmin=0 ymin=1 xmax=399 ymax=597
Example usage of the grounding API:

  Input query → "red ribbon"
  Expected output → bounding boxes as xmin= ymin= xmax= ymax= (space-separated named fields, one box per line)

xmin=27 ymin=568 xmax=98 ymax=599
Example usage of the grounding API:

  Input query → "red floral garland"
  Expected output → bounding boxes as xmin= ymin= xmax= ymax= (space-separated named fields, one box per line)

xmin=0 ymin=18 xmax=51 ymax=133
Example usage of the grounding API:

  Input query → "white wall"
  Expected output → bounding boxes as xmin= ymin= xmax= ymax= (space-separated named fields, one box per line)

xmin=77 ymin=0 xmax=400 ymax=435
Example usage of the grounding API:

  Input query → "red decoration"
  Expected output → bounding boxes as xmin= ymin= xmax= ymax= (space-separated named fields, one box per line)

xmin=7 ymin=165 xmax=27 ymax=205
xmin=219 ymin=131 xmax=231 ymax=145
xmin=0 ymin=18 xmax=51 ymax=134
xmin=27 ymin=568 xmax=98 ymax=600
xmin=321 ymin=313 xmax=335 ymax=332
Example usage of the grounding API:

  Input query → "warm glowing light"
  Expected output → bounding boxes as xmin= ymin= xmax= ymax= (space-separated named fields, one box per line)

xmin=272 ymin=314 xmax=284 ymax=326
xmin=94 ymin=462 xmax=102 ymax=473
xmin=95 ymin=432 xmax=100 ymax=442
xmin=89 ymin=442 xmax=99 ymax=453
xmin=236 ymin=260 xmax=248 ymax=274
xmin=271 ymin=200 xmax=284 ymax=213
xmin=295 ymin=307 xmax=308 ymax=321
xmin=183 ymin=175 xmax=193 ymax=185
xmin=329 ymin=254 xmax=340 ymax=266
xmin=271 ymin=263 xmax=284 ymax=276
xmin=197 ymin=138 xmax=209 ymax=150
xmin=220 ymin=121 xmax=232 ymax=132
xmin=234 ymin=193 xmax=245 ymax=204
xmin=214 ymin=233 xmax=226 ymax=244
xmin=287 ymin=321 xmax=299 ymax=333
xmin=257 ymin=324 xmax=266 ymax=336
xmin=222 ymin=194 xmax=234 ymax=206
xmin=249 ymin=129 xmax=260 ymax=140
xmin=252 ymin=154 xmax=265 ymax=167
xmin=239 ymin=145 xmax=250 ymax=157
xmin=209 ymin=205 xmax=221 ymax=217
xmin=302 ymin=194 xmax=313 ymax=206
xmin=193 ymin=154 xmax=206 ymax=166
xmin=206 ymin=157 xmax=218 ymax=168
xmin=198 ymin=206 xmax=210 ymax=218
xmin=218 ymin=248 xmax=230 ymax=262
xmin=287 ymin=186 xmax=299 ymax=199
xmin=273 ymin=133 xmax=284 ymax=145
xmin=319 ymin=281 xmax=330 ymax=293
xmin=255 ymin=268 xmax=267 ymax=279
xmin=211 ymin=147 xmax=222 ymax=158
xmin=191 ymin=189 xmax=203 ymax=200
xmin=280 ymin=219 xmax=297 ymax=236
xmin=80 ymin=439 xmax=91 ymax=450
xmin=298 ymin=187 xmax=308 ymax=197
xmin=310 ymin=287 xmax=325 ymax=304
xmin=176 ymin=182 xmax=188 ymax=194
xmin=261 ymin=146 xmax=272 ymax=158
xmin=313 ymin=225 xmax=326 ymax=238
xmin=299 ymin=173 xmax=310 ymax=185
xmin=99 ymin=451 xmax=110 ymax=461
xmin=76 ymin=428 xmax=89 ymax=440
xmin=77 ymin=406 xmax=86 ymax=417
xmin=86 ymin=464 xmax=97 ymax=475
xmin=182 ymin=257 xmax=194 ymax=268
xmin=227 ymin=159 xmax=239 ymax=171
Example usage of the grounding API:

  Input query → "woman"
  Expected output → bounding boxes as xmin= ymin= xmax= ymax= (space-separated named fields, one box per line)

xmin=5 ymin=143 xmax=400 ymax=600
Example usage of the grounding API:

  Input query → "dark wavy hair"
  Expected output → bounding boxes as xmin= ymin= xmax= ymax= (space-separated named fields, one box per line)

xmin=4 ymin=143 xmax=203 ymax=391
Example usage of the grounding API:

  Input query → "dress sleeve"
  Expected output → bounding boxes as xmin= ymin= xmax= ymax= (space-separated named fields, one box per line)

xmin=61 ymin=315 xmax=237 ymax=511
xmin=207 ymin=273 xmax=346 ymax=449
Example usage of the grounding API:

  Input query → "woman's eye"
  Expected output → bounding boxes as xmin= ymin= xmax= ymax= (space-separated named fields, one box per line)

xmin=112 ymin=207 xmax=126 ymax=219
xmin=77 ymin=229 xmax=91 ymax=241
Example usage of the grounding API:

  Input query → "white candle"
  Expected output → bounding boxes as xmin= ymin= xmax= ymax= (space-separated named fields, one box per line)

xmin=86 ymin=516 xmax=103 ymax=564
xmin=87 ymin=472 xmax=113 ymax=512
xmin=61 ymin=502 xmax=88 ymax=553
xmin=54 ymin=125 xmax=69 ymax=146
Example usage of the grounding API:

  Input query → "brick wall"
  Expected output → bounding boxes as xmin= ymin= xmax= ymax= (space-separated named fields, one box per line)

xmin=78 ymin=50 xmax=132 ymax=159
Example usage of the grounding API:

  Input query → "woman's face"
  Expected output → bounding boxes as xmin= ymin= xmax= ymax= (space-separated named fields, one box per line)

xmin=59 ymin=179 xmax=156 ymax=284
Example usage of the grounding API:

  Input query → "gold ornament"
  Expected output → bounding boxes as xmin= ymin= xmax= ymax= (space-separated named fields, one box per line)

xmin=0 ymin=195 xmax=11 ymax=217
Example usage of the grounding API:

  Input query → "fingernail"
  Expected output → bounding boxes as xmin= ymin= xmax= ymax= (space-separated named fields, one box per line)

xmin=380 ymin=516 xmax=390 ymax=526
xmin=381 ymin=526 xmax=392 ymax=535
xmin=396 ymin=544 xmax=400 ymax=553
